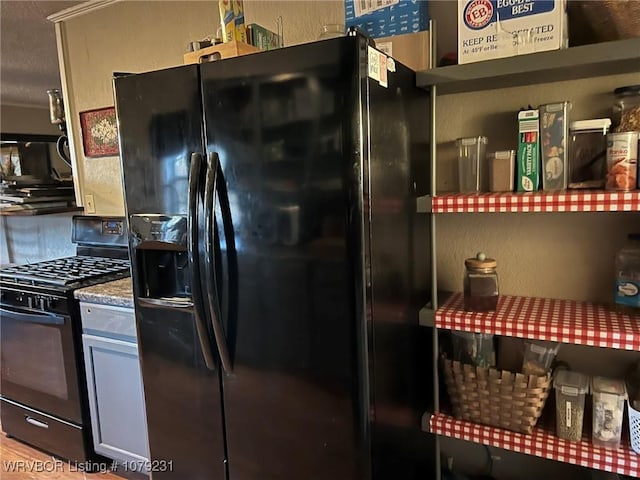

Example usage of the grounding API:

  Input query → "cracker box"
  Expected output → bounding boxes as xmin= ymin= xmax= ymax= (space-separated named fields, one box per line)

xmin=517 ymin=109 xmax=540 ymax=192
xmin=345 ymin=0 xmax=429 ymax=39
xmin=458 ymin=0 xmax=568 ymax=64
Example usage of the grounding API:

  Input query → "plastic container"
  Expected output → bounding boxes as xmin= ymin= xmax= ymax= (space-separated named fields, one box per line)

xmin=489 ymin=150 xmax=515 ymax=192
xmin=614 ymin=233 xmax=640 ymax=312
xmin=613 ymin=85 xmax=640 ymax=133
xmin=457 ymin=136 xmax=488 ymax=193
xmin=568 ymin=119 xmax=611 ymax=189
xmin=630 ymin=401 xmax=640 ymax=454
xmin=553 ymin=370 xmax=589 ymax=441
xmin=451 ymin=331 xmax=495 ymax=368
xmin=522 ymin=340 xmax=560 ymax=375
xmin=463 ymin=252 xmax=499 ymax=312
xmin=628 ymin=360 xmax=640 ymax=453
xmin=592 ymin=376 xmax=627 ymax=449
xmin=318 ymin=24 xmax=345 ymax=39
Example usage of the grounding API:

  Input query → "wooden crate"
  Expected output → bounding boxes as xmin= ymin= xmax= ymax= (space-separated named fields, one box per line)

xmin=183 ymin=41 xmax=262 ymax=65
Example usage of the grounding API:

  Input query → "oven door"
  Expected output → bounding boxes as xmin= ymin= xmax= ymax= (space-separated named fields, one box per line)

xmin=0 ymin=304 xmax=82 ymax=424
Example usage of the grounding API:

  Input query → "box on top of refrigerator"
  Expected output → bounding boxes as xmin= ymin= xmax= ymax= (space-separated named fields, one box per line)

xmin=345 ymin=0 xmax=429 ymax=39
xmin=458 ymin=0 xmax=568 ymax=64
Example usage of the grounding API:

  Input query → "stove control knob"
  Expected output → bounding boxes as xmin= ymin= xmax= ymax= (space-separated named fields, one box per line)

xmin=39 ymin=298 xmax=46 ymax=310
xmin=28 ymin=296 xmax=34 ymax=309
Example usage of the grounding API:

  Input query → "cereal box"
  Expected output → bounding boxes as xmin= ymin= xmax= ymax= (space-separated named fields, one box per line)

xmin=458 ymin=0 xmax=568 ymax=64
xmin=219 ymin=0 xmax=246 ymax=43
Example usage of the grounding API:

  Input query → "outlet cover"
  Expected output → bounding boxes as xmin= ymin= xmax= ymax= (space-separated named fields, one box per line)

xmin=85 ymin=194 xmax=96 ymax=213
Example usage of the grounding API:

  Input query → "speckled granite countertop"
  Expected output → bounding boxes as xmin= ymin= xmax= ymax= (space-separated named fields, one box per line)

xmin=74 ymin=277 xmax=134 ymax=308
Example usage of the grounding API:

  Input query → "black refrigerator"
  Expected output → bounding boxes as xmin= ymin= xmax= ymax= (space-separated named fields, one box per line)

xmin=114 ymin=33 xmax=432 ymax=480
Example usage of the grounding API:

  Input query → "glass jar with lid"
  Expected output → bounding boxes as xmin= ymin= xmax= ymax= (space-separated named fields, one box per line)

xmin=613 ymin=85 xmax=640 ymax=133
xmin=463 ymin=252 xmax=499 ymax=312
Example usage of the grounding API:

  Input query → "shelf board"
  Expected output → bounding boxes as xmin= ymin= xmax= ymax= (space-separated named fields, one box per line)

xmin=416 ymin=38 xmax=640 ymax=94
xmin=416 ymin=195 xmax=432 ymax=213
xmin=428 ymin=413 xmax=640 ymax=477
xmin=0 ymin=205 xmax=83 ymax=216
xmin=419 ymin=306 xmax=435 ymax=327
xmin=436 ymin=293 xmax=640 ymax=351
xmin=431 ymin=190 xmax=640 ymax=214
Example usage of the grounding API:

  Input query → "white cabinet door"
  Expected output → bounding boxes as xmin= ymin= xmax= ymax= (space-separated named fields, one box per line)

xmin=83 ymin=334 xmax=149 ymax=467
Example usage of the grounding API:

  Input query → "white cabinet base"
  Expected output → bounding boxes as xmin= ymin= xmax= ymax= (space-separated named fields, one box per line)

xmin=83 ymin=333 xmax=149 ymax=469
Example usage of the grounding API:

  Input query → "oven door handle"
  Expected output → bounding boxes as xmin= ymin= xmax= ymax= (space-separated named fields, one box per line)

xmin=0 ymin=306 xmax=64 ymax=325
xmin=25 ymin=416 xmax=49 ymax=429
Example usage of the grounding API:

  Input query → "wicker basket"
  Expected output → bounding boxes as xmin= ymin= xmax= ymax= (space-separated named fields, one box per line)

xmin=441 ymin=359 xmax=552 ymax=434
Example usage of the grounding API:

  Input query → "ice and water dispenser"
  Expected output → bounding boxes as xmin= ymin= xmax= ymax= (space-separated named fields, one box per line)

xmin=129 ymin=215 xmax=192 ymax=303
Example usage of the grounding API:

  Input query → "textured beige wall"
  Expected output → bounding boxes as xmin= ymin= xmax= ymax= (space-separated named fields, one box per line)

xmin=62 ymin=0 xmax=218 ymax=216
xmin=60 ymin=0 xmax=343 ymax=216
xmin=245 ymin=0 xmax=344 ymax=45
xmin=434 ymin=72 xmax=640 ymax=302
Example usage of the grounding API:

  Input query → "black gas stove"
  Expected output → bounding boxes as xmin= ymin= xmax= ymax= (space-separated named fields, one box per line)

xmin=0 ymin=255 xmax=130 ymax=288
xmin=0 ymin=216 xmax=130 ymax=465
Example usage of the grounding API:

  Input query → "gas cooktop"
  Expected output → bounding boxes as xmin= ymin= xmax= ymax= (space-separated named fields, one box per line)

xmin=0 ymin=255 xmax=130 ymax=288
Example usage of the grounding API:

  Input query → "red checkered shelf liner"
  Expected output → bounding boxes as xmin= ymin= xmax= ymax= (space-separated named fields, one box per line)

xmin=436 ymin=293 xmax=640 ymax=351
xmin=432 ymin=191 xmax=640 ymax=213
xmin=430 ymin=414 xmax=640 ymax=477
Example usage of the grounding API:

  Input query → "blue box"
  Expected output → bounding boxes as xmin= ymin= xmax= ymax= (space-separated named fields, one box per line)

xmin=345 ymin=0 xmax=429 ymax=39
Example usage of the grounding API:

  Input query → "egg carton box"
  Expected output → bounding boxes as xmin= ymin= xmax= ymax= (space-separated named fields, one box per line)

xmin=458 ymin=0 xmax=568 ymax=64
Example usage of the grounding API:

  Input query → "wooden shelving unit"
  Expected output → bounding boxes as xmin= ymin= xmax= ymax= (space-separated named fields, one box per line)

xmin=418 ymin=36 xmax=640 ymax=479
xmin=431 ymin=191 xmax=640 ymax=214
xmin=416 ymin=38 xmax=640 ymax=95
xmin=435 ymin=293 xmax=640 ymax=351
xmin=428 ymin=413 xmax=640 ymax=477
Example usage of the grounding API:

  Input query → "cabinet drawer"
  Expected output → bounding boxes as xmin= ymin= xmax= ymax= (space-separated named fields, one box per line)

xmin=0 ymin=398 xmax=87 ymax=463
xmin=80 ymin=303 xmax=137 ymax=340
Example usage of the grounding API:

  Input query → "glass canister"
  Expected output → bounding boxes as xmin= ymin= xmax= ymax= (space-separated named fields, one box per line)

xmin=613 ymin=85 xmax=640 ymax=133
xmin=457 ymin=136 xmax=488 ymax=193
xmin=463 ymin=252 xmax=499 ymax=312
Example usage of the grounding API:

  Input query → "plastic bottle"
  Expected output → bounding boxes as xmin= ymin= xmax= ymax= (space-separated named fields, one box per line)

xmin=614 ymin=234 xmax=640 ymax=312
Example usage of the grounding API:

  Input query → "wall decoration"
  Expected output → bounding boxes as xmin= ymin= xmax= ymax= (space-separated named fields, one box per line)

xmin=79 ymin=107 xmax=119 ymax=158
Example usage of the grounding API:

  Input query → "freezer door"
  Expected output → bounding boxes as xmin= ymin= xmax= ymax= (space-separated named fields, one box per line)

xmin=200 ymin=37 xmax=369 ymax=480
xmin=114 ymin=65 xmax=204 ymax=216
xmin=114 ymin=67 xmax=227 ymax=480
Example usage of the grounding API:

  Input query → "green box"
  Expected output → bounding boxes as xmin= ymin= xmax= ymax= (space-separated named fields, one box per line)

xmin=517 ymin=109 xmax=540 ymax=192
xmin=246 ymin=23 xmax=281 ymax=51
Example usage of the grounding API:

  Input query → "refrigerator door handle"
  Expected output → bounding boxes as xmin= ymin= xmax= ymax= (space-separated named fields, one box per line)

xmin=204 ymin=151 xmax=233 ymax=375
xmin=216 ymin=161 xmax=237 ymax=371
xmin=188 ymin=152 xmax=217 ymax=371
